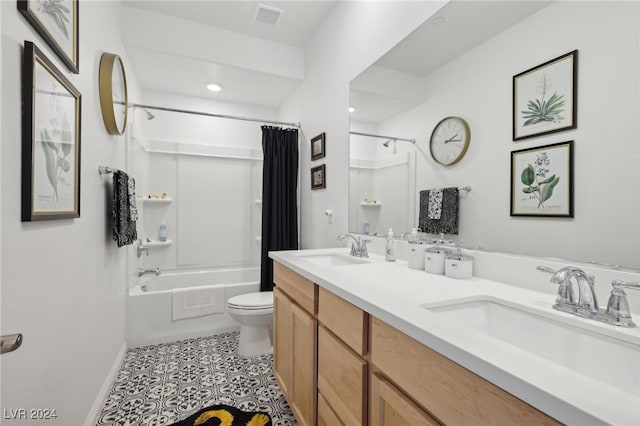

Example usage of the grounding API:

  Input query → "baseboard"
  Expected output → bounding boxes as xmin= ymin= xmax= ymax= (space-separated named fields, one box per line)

xmin=84 ymin=341 xmax=127 ymax=426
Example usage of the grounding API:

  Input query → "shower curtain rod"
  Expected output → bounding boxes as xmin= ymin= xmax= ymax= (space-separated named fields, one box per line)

xmin=350 ymin=131 xmax=415 ymax=144
xmin=131 ymin=103 xmax=301 ymax=128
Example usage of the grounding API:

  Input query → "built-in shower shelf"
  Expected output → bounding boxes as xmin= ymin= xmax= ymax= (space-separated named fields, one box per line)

xmin=360 ymin=202 xmax=382 ymax=207
xmin=255 ymin=199 xmax=262 ymax=205
xmin=140 ymin=197 xmax=173 ymax=204
xmin=141 ymin=239 xmax=173 ymax=248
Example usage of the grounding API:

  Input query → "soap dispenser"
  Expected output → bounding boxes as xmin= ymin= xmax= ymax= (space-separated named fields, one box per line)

xmin=385 ymin=228 xmax=396 ymax=262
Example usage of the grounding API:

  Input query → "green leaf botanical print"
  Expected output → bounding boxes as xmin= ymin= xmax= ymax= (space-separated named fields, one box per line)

xmin=521 ymin=74 xmax=565 ymax=126
xmin=539 ymin=176 xmax=560 ymax=207
xmin=521 ymin=164 xmax=535 ymax=186
xmin=41 ymin=131 xmax=59 ymax=202
xmin=521 ymin=151 xmax=560 ymax=209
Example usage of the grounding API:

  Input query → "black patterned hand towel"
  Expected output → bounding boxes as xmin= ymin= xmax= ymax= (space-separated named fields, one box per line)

xmin=170 ymin=404 xmax=272 ymax=426
xmin=419 ymin=187 xmax=459 ymax=234
xmin=112 ymin=170 xmax=138 ymax=247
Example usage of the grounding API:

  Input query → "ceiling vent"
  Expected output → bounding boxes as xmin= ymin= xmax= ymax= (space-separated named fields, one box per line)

xmin=254 ymin=4 xmax=284 ymax=26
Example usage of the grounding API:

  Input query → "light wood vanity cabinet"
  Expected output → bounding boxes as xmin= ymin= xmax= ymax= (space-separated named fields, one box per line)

xmin=273 ymin=263 xmax=317 ymax=426
xmin=370 ymin=317 xmax=561 ymax=426
xmin=273 ymin=262 xmax=560 ymax=426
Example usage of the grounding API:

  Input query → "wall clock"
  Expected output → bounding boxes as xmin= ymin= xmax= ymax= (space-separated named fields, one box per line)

xmin=429 ymin=116 xmax=471 ymax=166
xmin=99 ymin=52 xmax=128 ymax=135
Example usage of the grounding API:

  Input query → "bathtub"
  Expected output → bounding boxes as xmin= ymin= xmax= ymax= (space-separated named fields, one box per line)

xmin=126 ymin=266 xmax=260 ymax=347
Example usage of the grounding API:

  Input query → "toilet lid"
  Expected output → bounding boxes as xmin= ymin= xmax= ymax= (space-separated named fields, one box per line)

xmin=228 ymin=291 xmax=273 ymax=309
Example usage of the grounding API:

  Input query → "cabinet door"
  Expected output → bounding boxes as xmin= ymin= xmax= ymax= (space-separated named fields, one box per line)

xmin=318 ymin=326 xmax=367 ymax=425
xmin=370 ymin=373 xmax=440 ymax=426
xmin=290 ymin=301 xmax=317 ymax=426
xmin=273 ymin=288 xmax=291 ymax=396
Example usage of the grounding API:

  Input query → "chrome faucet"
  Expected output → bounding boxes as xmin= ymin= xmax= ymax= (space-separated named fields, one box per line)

xmin=337 ymin=234 xmax=371 ymax=258
xmin=537 ymin=265 xmax=639 ymax=327
xmin=138 ymin=267 xmax=161 ymax=277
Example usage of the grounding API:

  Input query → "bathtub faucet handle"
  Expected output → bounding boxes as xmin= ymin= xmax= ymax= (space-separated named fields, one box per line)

xmin=137 ymin=239 xmax=150 ymax=258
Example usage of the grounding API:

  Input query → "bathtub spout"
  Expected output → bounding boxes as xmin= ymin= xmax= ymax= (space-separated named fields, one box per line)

xmin=138 ymin=267 xmax=161 ymax=277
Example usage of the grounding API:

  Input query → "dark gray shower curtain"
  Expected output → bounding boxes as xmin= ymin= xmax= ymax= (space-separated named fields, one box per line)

xmin=260 ymin=126 xmax=299 ymax=291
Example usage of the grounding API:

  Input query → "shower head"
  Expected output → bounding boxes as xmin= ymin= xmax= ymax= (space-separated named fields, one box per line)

xmin=383 ymin=139 xmax=392 ymax=147
xmin=142 ymin=108 xmax=155 ymax=120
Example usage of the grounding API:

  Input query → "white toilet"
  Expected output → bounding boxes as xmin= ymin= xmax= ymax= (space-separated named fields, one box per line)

xmin=227 ymin=291 xmax=274 ymax=357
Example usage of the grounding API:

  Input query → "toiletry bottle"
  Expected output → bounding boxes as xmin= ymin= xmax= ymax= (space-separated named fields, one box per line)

xmin=364 ymin=222 xmax=370 ymax=235
xmin=159 ymin=223 xmax=168 ymax=242
xmin=385 ymin=228 xmax=396 ymax=262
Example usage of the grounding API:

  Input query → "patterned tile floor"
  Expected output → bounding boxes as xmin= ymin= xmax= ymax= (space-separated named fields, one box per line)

xmin=96 ymin=332 xmax=297 ymax=426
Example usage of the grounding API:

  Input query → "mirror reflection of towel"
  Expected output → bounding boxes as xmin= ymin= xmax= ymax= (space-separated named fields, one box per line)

xmin=419 ymin=187 xmax=459 ymax=234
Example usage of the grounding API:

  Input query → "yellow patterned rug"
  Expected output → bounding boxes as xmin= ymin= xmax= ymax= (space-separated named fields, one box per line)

xmin=170 ymin=404 xmax=272 ymax=426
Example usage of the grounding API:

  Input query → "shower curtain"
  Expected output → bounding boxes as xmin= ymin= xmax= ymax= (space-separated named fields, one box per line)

xmin=260 ymin=126 xmax=299 ymax=291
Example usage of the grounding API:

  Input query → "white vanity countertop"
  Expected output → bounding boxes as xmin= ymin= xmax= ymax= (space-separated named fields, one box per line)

xmin=270 ymin=248 xmax=640 ymax=426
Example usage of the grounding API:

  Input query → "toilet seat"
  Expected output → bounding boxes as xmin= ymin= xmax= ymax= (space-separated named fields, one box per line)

xmin=228 ymin=291 xmax=273 ymax=310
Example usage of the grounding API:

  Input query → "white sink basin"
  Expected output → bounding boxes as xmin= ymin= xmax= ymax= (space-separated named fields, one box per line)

xmin=298 ymin=253 xmax=369 ymax=266
xmin=422 ymin=297 xmax=640 ymax=396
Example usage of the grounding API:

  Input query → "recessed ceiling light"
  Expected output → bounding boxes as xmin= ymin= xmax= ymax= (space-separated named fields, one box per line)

xmin=432 ymin=16 xmax=446 ymax=26
xmin=206 ymin=82 xmax=223 ymax=92
xmin=349 ymin=106 xmax=356 ymax=113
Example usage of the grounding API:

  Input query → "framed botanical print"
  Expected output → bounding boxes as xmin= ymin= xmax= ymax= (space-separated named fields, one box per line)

xmin=311 ymin=164 xmax=326 ymax=190
xmin=22 ymin=41 xmax=82 ymax=221
xmin=513 ymin=50 xmax=577 ymax=141
xmin=18 ymin=0 xmax=79 ymax=73
xmin=510 ymin=141 xmax=573 ymax=217
xmin=311 ymin=132 xmax=325 ymax=161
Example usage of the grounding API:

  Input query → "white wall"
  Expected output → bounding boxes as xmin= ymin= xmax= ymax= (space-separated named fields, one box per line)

xmin=131 ymin=91 xmax=276 ymax=273
xmin=1 ymin=2 xmax=141 ymax=424
xmin=376 ymin=1 xmax=640 ymax=267
xmin=278 ymin=1 xmax=448 ymax=249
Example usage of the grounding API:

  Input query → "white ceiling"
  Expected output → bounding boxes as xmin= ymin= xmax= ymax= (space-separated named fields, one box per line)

xmin=352 ymin=0 xmax=554 ymax=124
xmin=126 ymin=46 xmax=304 ymax=108
xmin=121 ymin=1 xmax=336 ymax=48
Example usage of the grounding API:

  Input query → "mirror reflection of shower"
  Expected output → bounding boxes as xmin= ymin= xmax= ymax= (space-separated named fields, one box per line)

xmin=348 ymin=130 xmax=417 ymax=236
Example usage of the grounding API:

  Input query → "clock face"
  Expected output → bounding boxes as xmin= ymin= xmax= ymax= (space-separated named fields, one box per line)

xmin=429 ymin=117 xmax=470 ymax=165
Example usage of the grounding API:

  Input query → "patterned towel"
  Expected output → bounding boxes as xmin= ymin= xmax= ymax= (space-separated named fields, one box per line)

xmin=170 ymin=404 xmax=272 ymax=426
xmin=428 ymin=188 xmax=443 ymax=219
xmin=419 ymin=187 xmax=459 ymax=234
xmin=112 ymin=170 xmax=137 ymax=247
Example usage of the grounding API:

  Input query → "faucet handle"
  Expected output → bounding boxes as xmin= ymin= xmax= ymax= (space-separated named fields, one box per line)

xmin=536 ymin=266 xmax=575 ymax=309
xmin=605 ymin=280 xmax=640 ymax=327
xmin=359 ymin=239 xmax=371 ymax=258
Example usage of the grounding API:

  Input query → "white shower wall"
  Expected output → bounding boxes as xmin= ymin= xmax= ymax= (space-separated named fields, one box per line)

xmin=130 ymin=91 xmax=278 ymax=272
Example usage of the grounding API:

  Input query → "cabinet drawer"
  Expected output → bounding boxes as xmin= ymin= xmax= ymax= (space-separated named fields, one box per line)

xmin=370 ymin=317 xmax=560 ymax=426
xmin=318 ymin=326 xmax=367 ymax=425
xmin=273 ymin=262 xmax=316 ymax=314
xmin=370 ymin=372 xmax=440 ymax=426
xmin=318 ymin=286 xmax=367 ymax=355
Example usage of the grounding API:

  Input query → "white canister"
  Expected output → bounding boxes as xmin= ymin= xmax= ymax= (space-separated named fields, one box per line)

xmin=424 ymin=247 xmax=447 ymax=275
xmin=408 ymin=242 xmax=426 ymax=270
xmin=445 ymin=254 xmax=473 ymax=279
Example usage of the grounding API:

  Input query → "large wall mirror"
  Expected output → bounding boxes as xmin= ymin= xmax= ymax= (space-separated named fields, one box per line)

xmin=349 ymin=0 xmax=639 ymax=268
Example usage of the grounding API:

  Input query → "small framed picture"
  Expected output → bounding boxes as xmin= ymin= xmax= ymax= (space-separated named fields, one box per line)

xmin=311 ymin=132 xmax=325 ymax=160
xmin=22 ymin=41 xmax=82 ymax=221
xmin=311 ymin=164 xmax=326 ymax=190
xmin=510 ymin=141 xmax=573 ymax=217
xmin=513 ymin=50 xmax=577 ymax=141
xmin=18 ymin=0 xmax=79 ymax=74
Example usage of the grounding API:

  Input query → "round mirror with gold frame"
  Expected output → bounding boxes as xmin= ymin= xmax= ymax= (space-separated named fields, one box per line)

xmin=99 ymin=52 xmax=128 ymax=135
